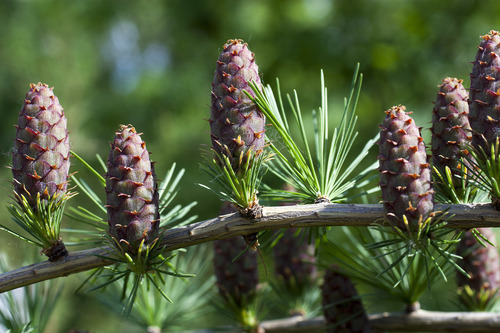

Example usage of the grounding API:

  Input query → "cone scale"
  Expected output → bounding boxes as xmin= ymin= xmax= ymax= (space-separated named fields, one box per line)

xmin=456 ymin=228 xmax=500 ymax=310
xmin=213 ymin=237 xmax=259 ymax=307
xmin=212 ymin=202 xmax=258 ymax=308
xmin=274 ymin=228 xmax=316 ymax=288
xmin=322 ymin=267 xmax=371 ymax=333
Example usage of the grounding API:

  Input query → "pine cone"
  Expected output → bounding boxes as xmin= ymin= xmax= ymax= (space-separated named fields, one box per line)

xmin=12 ymin=83 xmax=70 ymax=207
xmin=431 ymin=77 xmax=473 ymax=179
xmin=469 ymin=30 xmax=500 ymax=153
xmin=274 ymin=228 xmax=316 ymax=288
xmin=213 ymin=202 xmax=258 ymax=307
xmin=456 ymin=228 xmax=500 ymax=310
xmin=210 ymin=39 xmax=265 ymax=163
xmin=379 ymin=105 xmax=433 ymax=230
xmin=105 ymin=125 xmax=159 ymax=254
xmin=322 ymin=267 xmax=371 ymax=333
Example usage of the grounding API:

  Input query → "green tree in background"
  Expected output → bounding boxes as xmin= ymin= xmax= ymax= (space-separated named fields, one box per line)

xmin=1 ymin=0 xmax=500 ymax=331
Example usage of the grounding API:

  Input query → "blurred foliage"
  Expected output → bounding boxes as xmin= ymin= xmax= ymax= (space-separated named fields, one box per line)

xmin=1 ymin=0 xmax=500 ymax=331
xmin=2 ymin=0 xmax=500 ymax=221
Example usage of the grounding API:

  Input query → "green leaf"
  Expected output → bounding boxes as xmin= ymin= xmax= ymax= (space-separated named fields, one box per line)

xmin=248 ymin=64 xmax=376 ymax=204
xmin=462 ymin=139 xmax=500 ymax=202
xmin=71 ymin=150 xmax=106 ymax=186
xmin=199 ymin=147 xmax=271 ymax=212
xmin=320 ymin=219 xmax=460 ymax=306
xmin=2 ymin=192 xmax=72 ymax=253
xmin=0 ymin=253 xmax=62 ymax=332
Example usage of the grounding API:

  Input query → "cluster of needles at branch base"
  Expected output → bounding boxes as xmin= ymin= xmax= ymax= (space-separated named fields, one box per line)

xmin=246 ymin=64 xmax=377 ymax=267
xmin=3 ymin=83 xmax=72 ymax=262
xmin=248 ymin=64 xmax=377 ymax=205
xmin=321 ymin=225 xmax=454 ymax=313
xmin=91 ymin=245 xmax=214 ymax=332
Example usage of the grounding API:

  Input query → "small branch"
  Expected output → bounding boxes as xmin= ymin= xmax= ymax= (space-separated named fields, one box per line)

xmin=259 ymin=310 xmax=500 ymax=333
xmin=259 ymin=315 xmax=324 ymax=332
xmin=0 ymin=203 xmax=499 ymax=292
xmin=368 ymin=310 xmax=500 ymax=332
xmin=0 ymin=248 xmax=112 ymax=293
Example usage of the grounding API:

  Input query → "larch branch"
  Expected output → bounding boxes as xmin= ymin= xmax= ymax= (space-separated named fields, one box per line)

xmin=259 ymin=310 xmax=500 ymax=333
xmin=0 ymin=202 xmax=499 ymax=292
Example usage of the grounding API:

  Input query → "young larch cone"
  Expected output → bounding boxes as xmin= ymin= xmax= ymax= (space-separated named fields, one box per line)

xmin=322 ymin=267 xmax=371 ymax=333
xmin=273 ymin=228 xmax=316 ymax=288
xmin=12 ymin=83 xmax=70 ymax=207
xmin=456 ymin=228 xmax=500 ymax=310
xmin=431 ymin=77 xmax=473 ymax=179
xmin=379 ymin=105 xmax=434 ymax=230
xmin=469 ymin=30 xmax=500 ymax=152
xmin=213 ymin=202 xmax=258 ymax=307
xmin=210 ymin=39 xmax=265 ymax=162
xmin=105 ymin=125 xmax=159 ymax=254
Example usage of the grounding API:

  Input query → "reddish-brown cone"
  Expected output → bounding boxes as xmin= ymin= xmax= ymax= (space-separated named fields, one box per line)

xmin=212 ymin=202 xmax=258 ymax=307
xmin=469 ymin=31 xmax=500 ymax=153
xmin=378 ymin=105 xmax=434 ymax=230
xmin=431 ymin=77 xmax=473 ymax=179
xmin=274 ymin=228 xmax=316 ymax=288
xmin=12 ymin=83 xmax=70 ymax=207
xmin=210 ymin=39 xmax=265 ymax=162
xmin=322 ymin=267 xmax=371 ymax=333
xmin=456 ymin=228 xmax=500 ymax=310
xmin=105 ymin=125 xmax=159 ymax=254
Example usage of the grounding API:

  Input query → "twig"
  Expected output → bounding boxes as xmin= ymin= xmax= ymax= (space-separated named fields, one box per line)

xmin=258 ymin=311 xmax=500 ymax=333
xmin=0 ymin=247 xmax=111 ymax=293
xmin=0 ymin=203 xmax=499 ymax=292
xmin=259 ymin=315 xmax=324 ymax=332
xmin=183 ymin=311 xmax=500 ymax=333
xmin=368 ymin=310 xmax=500 ymax=332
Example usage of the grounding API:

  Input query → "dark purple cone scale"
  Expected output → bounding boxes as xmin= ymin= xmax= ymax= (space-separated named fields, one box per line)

xmin=431 ymin=77 xmax=473 ymax=177
xmin=213 ymin=202 xmax=258 ymax=306
xmin=456 ymin=228 xmax=500 ymax=296
xmin=322 ymin=267 xmax=371 ymax=333
xmin=12 ymin=83 xmax=70 ymax=206
xmin=210 ymin=39 xmax=265 ymax=160
xmin=379 ymin=105 xmax=433 ymax=229
xmin=274 ymin=228 xmax=316 ymax=287
xmin=469 ymin=30 xmax=500 ymax=152
xmin=105 ymin=125 xmax=159 ymax=253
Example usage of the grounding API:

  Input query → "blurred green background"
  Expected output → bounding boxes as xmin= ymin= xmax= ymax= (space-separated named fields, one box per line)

xmin=1 ymin=0 xmax=500 ymax=331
